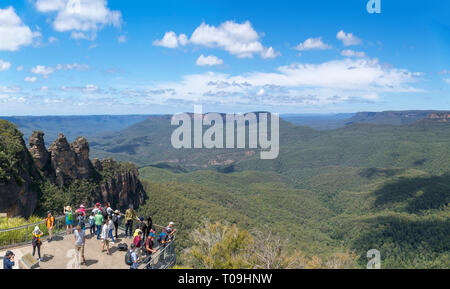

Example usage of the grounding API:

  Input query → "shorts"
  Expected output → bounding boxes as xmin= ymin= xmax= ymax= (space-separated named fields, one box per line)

xmin=66 ymin=220 xmax=74 ymax=226
xmin=75 ymin=245 xmax=85 ymax=256
xmin=103 ymin=239 xmax=109 ymax=246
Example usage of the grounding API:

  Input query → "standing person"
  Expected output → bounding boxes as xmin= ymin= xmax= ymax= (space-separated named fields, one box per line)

xmin=92 ymin=203 xmax=101 ymax=215
xmin=88 ymin=212 xmax=96 ymax=235
xmin=106 ymin=202 xmax=114 ymax=218
xmin=125 ymin=205 xmax=138 ymax=239
xmin=133 ymin=230 xmax=143 ymax=255
xmin=32 ymin=226 xmax=43 ymax=261
xmin=95 ymin=210 xmax=104 ymax=240
xmin=44 ymin=211 xmax=55 ymax=242
xmin=138 ymin=217 xmax=148 ymax=240
xmin=112 ymin=210 xmax=122 ymax=239
xmin=165 ymin=222 xmax=177 ymax=240
xmin=3 ymin=251 xmax=15 ymax=269
xmin=77 ymin=210 xmax=86 ymax=232
xmin=74 ymin=225 xmax=86 ymax=265
xmin=101 ymin=220 xmax=111 ymax=255
xmin=79 ymin=204 xmax=86 ymax=216
xmin=129 ymin=243 xmax=140 ymax=269
xmin=107 ymin=216 xmax=115 ymax=244
xmin=64 ymin=206 xmax=74 ymax=234
xmin=146 ymin=216 xmax=153 ymax=239
xmin=144 ymin=232 xmax=156 ymax=256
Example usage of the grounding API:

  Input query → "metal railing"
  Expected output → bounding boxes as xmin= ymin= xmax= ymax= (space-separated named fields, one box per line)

xmin=1 ymin=211 xmax=177 ymax=269
xmin=138 ymin=234 xmax=176 ymax=269
xmin=0 ymin=208 xmax=94 ymax=250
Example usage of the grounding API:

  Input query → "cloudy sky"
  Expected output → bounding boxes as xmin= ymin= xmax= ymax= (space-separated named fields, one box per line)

xmin=0 ymin=0 xmax=449 ymax=115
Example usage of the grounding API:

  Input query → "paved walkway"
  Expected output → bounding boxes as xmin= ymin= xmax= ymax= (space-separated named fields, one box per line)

xmin=1 ymin=230 xmax=133 ymax=269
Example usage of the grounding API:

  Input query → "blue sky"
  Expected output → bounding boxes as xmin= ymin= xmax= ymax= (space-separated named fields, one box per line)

xmin=0 ymin=0 xmax=448 ymax=115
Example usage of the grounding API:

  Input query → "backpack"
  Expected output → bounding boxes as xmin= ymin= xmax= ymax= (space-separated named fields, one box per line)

xmin=102 ymin=208 xmax=108 ymax=219
xmin=32 ymin=234 xmax=41 ymax=246
xmin=78 ymin=215 xmax=85 ymax=228
xmin=67 ymin=211 xmax=73 ymax=221
xmin=125 ymin=250 xmax=133 ymax=266
xmin=118 ymin=243 xmax=128 ymax=251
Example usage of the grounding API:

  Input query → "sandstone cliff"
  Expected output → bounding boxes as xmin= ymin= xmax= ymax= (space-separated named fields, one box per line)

xmin=1 ymin=120 xmax=146 ymax=217
xmin=0 ymin=121 xmax=40 ymax=218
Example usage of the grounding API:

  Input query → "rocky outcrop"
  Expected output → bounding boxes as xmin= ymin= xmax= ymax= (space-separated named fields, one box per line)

xmin=28 ymin=131 xmax=50 ymax=170
xmin=0 ymin=121 xmax=39 ymax=218
xmin=72 ymin=137 xmax=92 ymax=179
xmin=97 ymin=159 xmax=145 ymax=211
xmin=1 ymin=122 xmax=146 ymax=217
xmin=48 ymin=134 xmax=93 ymax=186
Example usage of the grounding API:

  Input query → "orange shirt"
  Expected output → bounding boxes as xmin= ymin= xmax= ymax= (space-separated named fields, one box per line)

xmin=46 ymin=216 xmax=55 ymax=228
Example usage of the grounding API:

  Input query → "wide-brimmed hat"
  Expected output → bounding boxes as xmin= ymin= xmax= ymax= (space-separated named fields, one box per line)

xmin=80 ymin=204 xmax=85 ymax=208
xmin=34 ymin=226 xmax=40 ymax=234
xmin=114 ymin=210 xmax=119 ymax=214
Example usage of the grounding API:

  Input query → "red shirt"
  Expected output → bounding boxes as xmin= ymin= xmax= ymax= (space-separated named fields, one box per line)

xmin=133 ymin=236 xmax=141 ymax=248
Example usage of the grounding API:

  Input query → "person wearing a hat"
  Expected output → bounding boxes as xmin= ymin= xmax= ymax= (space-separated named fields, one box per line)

xmin=138 ymin=216 xmax=148 ymax=240
xmin=92 ymin=203 xmax=101 ymax=215
xmin=44 ymin=211 xmax=55 ymax=242
xmin=32 ymin=226 xmax=43 ymax=261
xmin=144 ymin=232 xmax=156 ymax=256
xmin=3 ymin=251 xmax=15 ymax=269
xmin=112 ymin=210 xmax=123 ymax=239
xmin=166 ymin=222 xmax=176 ymax=241
xmin=79 ymin=204 xmax=85 ymax=216
xmin=64 ymin=206 xmax=74 ymax=235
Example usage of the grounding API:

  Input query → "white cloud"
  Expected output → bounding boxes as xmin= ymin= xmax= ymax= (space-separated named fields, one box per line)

xmin=261 ymin=47 xmax=279 ymax=59
xmin=341 ymin=49 xmax=366 ymax=58
xmin=32 ymin=65 xmax=55 ymax=77
xmin=16 ymin=66 xmax=24 ymax=71
xmin=337 ymin=30 xmax=362 ymax=46
xmin=48 ymin=36 xmax=58 ymax=43
xmin=155 ymin=21 xmax=279 ymax=59
xmin=25 ymin=76 xmax=38 ymax=83
xmin=117 ymin=35 xmax=126 ymax=43
xmin=196 ymin=54 xmax=224 ymax=66
xmin=295 ymin=37 xmax=331 ymax=51
xmin=0 ymin=7 xmax=41 ymax=51
xmin=70 ymin=31 xmax=94 ymax=40
xmin=34 ymin=0 xmax=122 ymax=40
xmin=137 ymin=58 xmax=422 ymax=107
xmin=153 ymin=31 xmax=188 ymax=48
xmin=190 ymin=21 xmax=278 ymax=58
xmin=83 ymin=84 xmax=98 ymax=93
xmin=31 ymin=63 xmax=89 ymax=77
xmin=0 ymin=59 xmax=11 ymax=71
xmin=444 ymin=78 xmax=450 ymax=84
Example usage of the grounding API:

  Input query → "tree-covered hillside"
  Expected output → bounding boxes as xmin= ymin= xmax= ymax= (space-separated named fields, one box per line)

xmin=138 ymin=166 xmax=449 ymax=268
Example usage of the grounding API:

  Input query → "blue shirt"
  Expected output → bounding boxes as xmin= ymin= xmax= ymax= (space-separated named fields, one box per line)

xmin=3 ymin=257 xmax=14 ymax=269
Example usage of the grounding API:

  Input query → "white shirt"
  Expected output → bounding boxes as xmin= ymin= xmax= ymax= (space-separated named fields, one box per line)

xmin=101 ymin=224 xmax=109 ymax=240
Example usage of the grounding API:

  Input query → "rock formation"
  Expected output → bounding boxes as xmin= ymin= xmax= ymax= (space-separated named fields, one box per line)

xmin=0 ymin=121 xmax=39 ymax=218
xmin=28 ymin=131 xmax=50 ymax=170
xmin=1 ymin=121 xmax=145 ymax=217
xmin=97 ymin=159 xmax=145 ymax=211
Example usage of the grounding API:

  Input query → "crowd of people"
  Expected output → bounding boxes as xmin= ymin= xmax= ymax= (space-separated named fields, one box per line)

xmin=3 ymin=202 xmax=176 ymax=269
